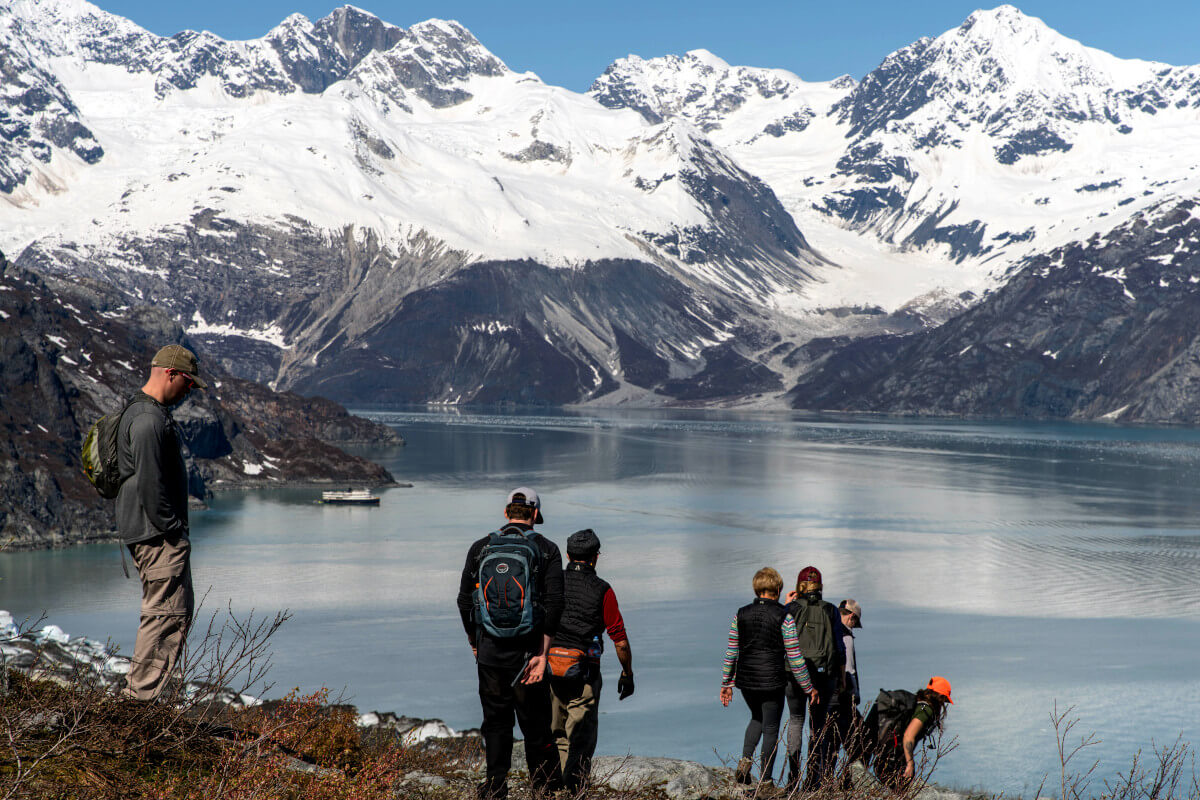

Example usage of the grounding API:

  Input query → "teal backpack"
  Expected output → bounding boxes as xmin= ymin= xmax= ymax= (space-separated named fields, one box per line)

xmin=473 ymin=526 xmax=543 ymax=638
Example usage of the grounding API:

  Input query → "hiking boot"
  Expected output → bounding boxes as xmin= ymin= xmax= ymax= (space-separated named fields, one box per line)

xmin=752 ymin=780 xmax=785 ymax=798
xmin=783 ymin=752 xmax=801 ymax=794
xmin=735 ymin=757 xmax=754 ymax=785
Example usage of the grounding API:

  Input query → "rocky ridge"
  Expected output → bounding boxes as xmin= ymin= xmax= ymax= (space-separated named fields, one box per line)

xmin=0 ymin=250 xmax=402 ymax=551
xmin=788 ymin=198 xmax=1200 ymax=421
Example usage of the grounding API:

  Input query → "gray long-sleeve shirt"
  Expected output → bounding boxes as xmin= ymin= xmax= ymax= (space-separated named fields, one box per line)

xmin=116 ymin=393 xmax=189 ymax=545
xmin=843 ymin=630 xmax=860 ymax=702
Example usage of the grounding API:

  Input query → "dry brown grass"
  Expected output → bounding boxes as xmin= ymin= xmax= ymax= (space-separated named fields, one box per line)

xmin=5 ymin=610 xmax=1197 ymax=800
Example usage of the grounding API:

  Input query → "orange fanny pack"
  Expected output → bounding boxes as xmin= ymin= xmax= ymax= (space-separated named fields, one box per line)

xmin=547 ymin=646 xmax=588 ymax=679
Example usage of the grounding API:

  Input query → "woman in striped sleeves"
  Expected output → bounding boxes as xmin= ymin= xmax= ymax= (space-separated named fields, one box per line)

xmin=720 ymin=567 xmax=821 ymax=791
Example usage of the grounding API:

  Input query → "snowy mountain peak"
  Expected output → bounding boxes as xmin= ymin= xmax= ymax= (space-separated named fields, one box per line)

xmin=833 ymin=4 xmax=1188 ymax=146
xmin=399 ymin=18 xmax=508 ymax=78
xmin=682 ymin=48 xmax=731 ymax=70
xmin=957 ymin=4 xmax=1051 ymax=41
xmin=588 ymin=48 xmax=846 ymax=143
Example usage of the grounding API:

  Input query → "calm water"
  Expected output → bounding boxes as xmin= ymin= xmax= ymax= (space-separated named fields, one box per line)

xmin=5 ymin=409 xmax=1200 ymax=795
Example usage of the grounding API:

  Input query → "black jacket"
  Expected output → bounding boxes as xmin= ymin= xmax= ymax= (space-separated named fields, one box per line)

xmin=456 ymin=522 xmax=564 ymax=668
xmin=116 ymin=393 xmax=189 ymax=545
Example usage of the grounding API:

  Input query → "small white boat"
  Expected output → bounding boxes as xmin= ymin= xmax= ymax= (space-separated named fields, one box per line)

xmin=320 ymin=488 xmax=380 ymax=506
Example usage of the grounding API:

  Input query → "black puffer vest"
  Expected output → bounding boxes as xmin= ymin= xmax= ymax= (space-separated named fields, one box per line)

xmin=734 ymin=597 xmax=788 ymax=691
xmin=552 ymin=562 xmax=610 ymax=652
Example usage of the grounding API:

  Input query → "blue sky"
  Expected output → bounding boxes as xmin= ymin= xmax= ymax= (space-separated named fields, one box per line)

xmin=96 ymin=0 xmax=1199 ymax=90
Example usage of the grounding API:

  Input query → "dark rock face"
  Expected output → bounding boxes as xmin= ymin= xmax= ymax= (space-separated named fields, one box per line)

xmin=269 ymin=7 xmax=404 ymax=94
xmin=833 ymin=38 xmax=936 ymax=139
xmin=285 ymin=258 xmax=778 ymax=405
xmin=589 ymin=64 xmax=665 ymax=124
xmin=759 ymin=110 xmax=813 ymax=138
xmin=613 ymin=327 xmax=669 ymax=389
xmin=661 ymin=343 xmax=783 ymax=401
xmin=0 ymin=251 xmax=400 ymax=551
xmin=789 ymin=199 xmax=1200 ymax=423
xmin=637 ymin=131 xmax=822 ymax=299
xmin=348 ymin=20 xmax=507 ymax=109
xmin=993 ymin=127 xmax=1074 ymax=164
xmin=901 ymin=203 xmax=989 ymax=263
xmin=503 ymin=140 xmax=571 ymax=165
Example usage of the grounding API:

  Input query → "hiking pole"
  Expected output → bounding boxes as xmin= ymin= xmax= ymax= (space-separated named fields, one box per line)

xmin=511 ymin=654 xmax=533 ymax=687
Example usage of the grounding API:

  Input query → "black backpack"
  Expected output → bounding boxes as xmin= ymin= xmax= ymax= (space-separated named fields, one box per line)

xmin=81 ymin=397 xmax=140 ymax=499
xmin=473 ymin=526 xmax=543 ymax=638
xmin=862 ymin=688 xmax=918 ymax=762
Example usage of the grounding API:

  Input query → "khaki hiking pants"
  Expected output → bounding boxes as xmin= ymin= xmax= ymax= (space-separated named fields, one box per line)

xmin=550 ymin=673 xmax=602 ymax=791
xmin=127 ymin=533 xmax=193 ymax=700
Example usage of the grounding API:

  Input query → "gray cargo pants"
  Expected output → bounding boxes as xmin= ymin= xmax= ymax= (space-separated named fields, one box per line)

xmin=126 ymin=532 xmax=193 ymax=700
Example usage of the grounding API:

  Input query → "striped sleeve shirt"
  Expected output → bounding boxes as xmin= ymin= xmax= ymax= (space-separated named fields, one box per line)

xmin=721 ymin=614 xmax=814 ymax=692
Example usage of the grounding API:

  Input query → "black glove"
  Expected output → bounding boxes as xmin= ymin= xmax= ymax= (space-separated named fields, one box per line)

xmin=617 ymin=671 xmax=635 ymax=700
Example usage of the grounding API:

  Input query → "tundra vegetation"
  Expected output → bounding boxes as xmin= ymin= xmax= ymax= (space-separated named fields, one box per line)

xmin=1 ymin=608 xmax=1194 ymax=799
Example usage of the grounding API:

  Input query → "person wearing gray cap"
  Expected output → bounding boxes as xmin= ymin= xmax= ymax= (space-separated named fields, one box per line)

xmin=457 ymin=487 xmax=565 ymax=800
xmin=547 ymin=528 xmax=634 ymax=794
xmin=117 ymin=344 xmax=205 ymax=700
xmin=836 ymin=599 xmax=867 ymax=775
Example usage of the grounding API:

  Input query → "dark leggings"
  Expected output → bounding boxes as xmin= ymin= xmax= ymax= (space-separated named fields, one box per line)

xmin=740 ymin=687 xmax=786 ymax=782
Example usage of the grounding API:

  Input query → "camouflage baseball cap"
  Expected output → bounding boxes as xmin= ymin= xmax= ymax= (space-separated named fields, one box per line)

xmin=151 ymin=344 xmax=207 ymax=389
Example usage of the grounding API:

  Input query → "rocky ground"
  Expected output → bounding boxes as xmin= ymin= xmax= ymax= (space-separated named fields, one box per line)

xmin=0 ymin=250 xmax=405 ymax=551
xmin=1 ymin=610 xmax=978 ymax=800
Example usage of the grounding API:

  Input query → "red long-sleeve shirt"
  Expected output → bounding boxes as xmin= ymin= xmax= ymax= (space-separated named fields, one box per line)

xmin=602 ymin=587 xmax=627 ymax=644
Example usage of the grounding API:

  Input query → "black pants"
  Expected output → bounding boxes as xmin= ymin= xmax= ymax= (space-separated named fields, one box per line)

xmin=478 ymin=663 xmax=564 ymax=799
xmin=834 ymin=691 xmax=866 ymax=788
xmin=784 ymin=673 xmax=840 ymax=790
xmin=740 ymin=687 xmax=785 ymax=783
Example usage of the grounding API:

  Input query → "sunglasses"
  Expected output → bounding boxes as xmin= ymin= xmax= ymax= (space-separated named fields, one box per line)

xmin=170 ymin=369 xmax=197 ymax=390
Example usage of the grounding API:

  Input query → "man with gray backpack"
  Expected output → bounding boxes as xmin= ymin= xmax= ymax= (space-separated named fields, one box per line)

xmin=457 ymin=487 xmax=565 ymax=800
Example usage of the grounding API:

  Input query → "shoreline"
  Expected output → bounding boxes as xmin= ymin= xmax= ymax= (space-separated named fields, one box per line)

xmin=1 ymin=610 xmax=980 ymax=800
xmin=0 ymin=481 xmax=413 ymax=553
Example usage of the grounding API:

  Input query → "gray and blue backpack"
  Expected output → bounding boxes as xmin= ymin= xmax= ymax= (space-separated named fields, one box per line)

xmin=474 ymin=525 xmax=543 ymax=638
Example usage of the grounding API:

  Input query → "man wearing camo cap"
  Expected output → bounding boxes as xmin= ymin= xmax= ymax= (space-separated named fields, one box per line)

xmin=117 ymin=344 xmax=205 ymax=700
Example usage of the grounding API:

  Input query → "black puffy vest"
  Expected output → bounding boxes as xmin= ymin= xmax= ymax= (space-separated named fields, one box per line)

xmin=734 ymin=598 xmax=789 ymax=691
xmin=552 ymin=562 xmax=610 ymax=651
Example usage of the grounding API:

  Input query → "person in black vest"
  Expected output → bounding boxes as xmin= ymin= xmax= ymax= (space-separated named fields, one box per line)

xmin=720 ymin=567 xmax=818 ymax=790
xmin=456 ymin=488 xmax=565 ymax=800
xmin=782 ymin=565 xmax=847 ymax=792
xmin=547 ymin=529 xmax=635 ymax=794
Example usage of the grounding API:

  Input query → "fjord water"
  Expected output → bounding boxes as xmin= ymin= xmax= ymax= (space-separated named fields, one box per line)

xmin=6 ymin=410 xmax=1200 ymax=794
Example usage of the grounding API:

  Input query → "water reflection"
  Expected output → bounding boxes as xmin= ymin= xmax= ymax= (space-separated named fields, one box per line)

xmin=4 ymin=409 xmax=1200 ymax=794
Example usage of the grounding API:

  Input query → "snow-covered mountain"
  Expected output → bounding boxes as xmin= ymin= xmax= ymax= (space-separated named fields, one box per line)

xmin=3 ymin=0 xmax=1199 ymax=411
xmin=596 ymin=5 xmax=1200 ymax=277
xmin=2 ymin=0 xmax=844 ymax=403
